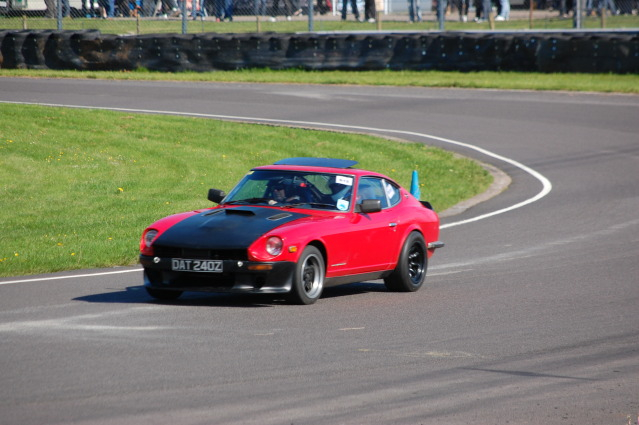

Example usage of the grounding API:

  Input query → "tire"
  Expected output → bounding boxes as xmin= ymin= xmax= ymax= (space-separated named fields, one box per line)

xmin=146 ymin=287 xmax=183 ymax=301
xmin=384 ymin=231 xmax=427 ymax=292
xmin=288 ymin=245 xmax=325 ymax=305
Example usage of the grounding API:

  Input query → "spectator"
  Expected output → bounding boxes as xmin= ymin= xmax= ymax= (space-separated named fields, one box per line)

xmin=364 ymin=0 xmax=376 ymax=22
xmin=254 ymin=0 xmax=267 ymax=16
xmin=154 ymin=0 xmax=180 ymax=17
xmin=597 ymin=0 xmax=618 ymax=14
xmin=341 ymin=0 xmax=361 ymax=21
xmin=472 ymin=0 xmax=482 ymax=20
xmin=99 ymin=0 xmax=115 ymax=17
xmin=139 ymin=0 xmax=153 ymax=15
xmin=554 ymin=0 xmax=574 ymax=17
xmin=473 ymin=0 xmax=491 ymax=21
xmin=219 ymin=0 xmax=233 ymax=20
xmin=270 ymin=0 xmax=294 ymax=20
xmin=44 ymin=0 xmax=56 ymax=17
xmin=61 ymin=0 xmax=71 ymax=16
xmin=81 ymin=0 xmax=97 ymax=16
xmin=316 ymin=0 xmax=331 ymax=14
xmin=116 ymin=0 xmax=132 ymax=15
xmin=454 ymin=0 xmax=470 ymax=21
xmin=191 ymin=0 xmax=207 ymax=17
xmin=408 ymin=0 xmax=422 ymax=21
xmin=495 ymin=0 xmax=509 ymax=20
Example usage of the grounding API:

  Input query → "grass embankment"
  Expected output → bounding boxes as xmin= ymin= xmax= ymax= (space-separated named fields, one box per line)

xmin=2 ymin=68 xmax=638 ymax=93
xmin=0 ymin=103 xmax=491 ymax=277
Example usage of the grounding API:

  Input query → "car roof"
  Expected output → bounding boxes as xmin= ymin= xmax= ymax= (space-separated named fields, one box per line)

xmin=274 ymin=157 xmax=358 ymax=169
xmin=254 ymin=158 xmax=387 ymax=178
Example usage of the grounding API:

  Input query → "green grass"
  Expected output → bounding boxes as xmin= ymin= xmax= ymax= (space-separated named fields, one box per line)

xmin=2 ymin=37 xmax=633 ymax=277
xmin=0 ymin=103 xmax=491 ymax=277
xmin=1 ymin=14 xmax=637 ymax=33
xmin=2 ymin=68 xmax=638 ymax=93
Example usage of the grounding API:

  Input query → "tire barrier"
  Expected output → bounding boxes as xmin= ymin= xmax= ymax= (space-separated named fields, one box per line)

xmin=1 ymin=29 xmax=637 ymax=73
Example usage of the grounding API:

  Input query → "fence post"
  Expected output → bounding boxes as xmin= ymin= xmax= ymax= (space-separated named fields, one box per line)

xmin=437 ymin=0 xmax=445 ymax=30
xmin=573 ymin=0 xmax=582 ymax=28
xmin=57 ymin=0 xmax=62 ymax=30
xmin=181 ymin=0 xmax=187 ymax=34
xmin=308 ymin=0 xmax=314 ymax=32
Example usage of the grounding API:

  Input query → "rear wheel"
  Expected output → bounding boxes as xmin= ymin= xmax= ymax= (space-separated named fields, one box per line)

xmin=384 ymin=232 xmax=427 ymax=292
xmin=288 ymin=245 xmax=325 ymax=305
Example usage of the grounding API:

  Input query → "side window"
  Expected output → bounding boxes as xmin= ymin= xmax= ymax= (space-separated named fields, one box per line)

xmin=357 ymin=177 xmax=388 ymax=208
xmin=382 ymin=179 xmax=401 ymax=207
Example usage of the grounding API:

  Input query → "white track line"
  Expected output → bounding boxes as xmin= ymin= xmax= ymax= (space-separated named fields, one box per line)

xmin=0 ymin=268 xmax=141 ymax=286
xmin=1 ymin=100 xmax=553 ymax=284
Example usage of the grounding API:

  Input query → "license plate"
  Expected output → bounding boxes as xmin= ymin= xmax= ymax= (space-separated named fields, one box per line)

xmin=171 ymin=259 xmax=223 ymax=273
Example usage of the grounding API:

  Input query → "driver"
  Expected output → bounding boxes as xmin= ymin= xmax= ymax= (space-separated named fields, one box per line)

xmin=268 ymin=180 xmax=300 ymax=205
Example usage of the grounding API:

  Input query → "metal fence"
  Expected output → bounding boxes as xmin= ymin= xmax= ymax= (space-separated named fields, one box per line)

xmin=1 ymin=0 xmax=638 ymax=33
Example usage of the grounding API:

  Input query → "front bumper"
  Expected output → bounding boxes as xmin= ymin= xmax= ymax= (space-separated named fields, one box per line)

xmin=140 ymin=255 xmax=296 ymax=294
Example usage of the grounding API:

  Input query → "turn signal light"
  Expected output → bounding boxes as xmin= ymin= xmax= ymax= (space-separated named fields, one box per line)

xmin=248 ymin=264 xmax=274 ymax=271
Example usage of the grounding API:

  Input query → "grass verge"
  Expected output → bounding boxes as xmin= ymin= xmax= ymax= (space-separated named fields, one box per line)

xmin=0 ymin=103 xmax=491 ymax=277
xmin=1 ymin=14 xmax=637 ymax=33
xmin=2 ymin=68 xmax=638 ymax=93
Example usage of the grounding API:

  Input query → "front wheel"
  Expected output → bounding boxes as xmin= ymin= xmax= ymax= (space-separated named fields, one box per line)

xmin=288 ymin=245 xmax=325 ymax=305
xmin=384 ymin=232 xmax=427 ymax=292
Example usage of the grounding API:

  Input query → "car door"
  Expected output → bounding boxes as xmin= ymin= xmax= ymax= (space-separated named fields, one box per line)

xmin=342 ymin=177 xmax=402 ymax=274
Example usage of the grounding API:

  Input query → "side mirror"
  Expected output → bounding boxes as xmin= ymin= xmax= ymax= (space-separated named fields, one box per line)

xmin=359 ymin=199 xmax=382 ymax=213
xmin=208 ymin=189 xmax=226 ymax=204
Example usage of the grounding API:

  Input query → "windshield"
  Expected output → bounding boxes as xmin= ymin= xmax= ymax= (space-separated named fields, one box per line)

xmin=223 ymin=170 xmax=355 ymax=211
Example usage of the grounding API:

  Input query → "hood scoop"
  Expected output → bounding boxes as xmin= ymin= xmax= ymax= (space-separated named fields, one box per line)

xmin=268 ymin=213 xmax=293 ymax=221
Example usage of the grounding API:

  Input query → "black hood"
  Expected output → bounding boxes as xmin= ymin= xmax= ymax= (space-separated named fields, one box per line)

xmin=154 ymin=207 xmax=309 ymax=250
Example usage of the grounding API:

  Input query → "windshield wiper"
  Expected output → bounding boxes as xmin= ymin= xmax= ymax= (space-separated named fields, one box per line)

xmin=224 ymin=198 xmax=271 ymax=205
xmin=282 ymin=202 xmax=337 ymax=209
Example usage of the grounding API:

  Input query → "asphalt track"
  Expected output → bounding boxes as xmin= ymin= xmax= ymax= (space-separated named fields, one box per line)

xmin=1 ymin=78 xmax=638 ymax=425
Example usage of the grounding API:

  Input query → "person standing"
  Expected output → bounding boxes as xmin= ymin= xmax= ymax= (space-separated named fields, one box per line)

xmin=221 ymin=0 xmax=233 ymax=20
xmin=254 ymin=0 xmax=267 ymax=17
xmin=341 ymin=0 xmax=361 ymax=21
xmin=408 ymin=0 xmax=422 ymax=22
xmin=473 ymin=0 xmax=491 ymax=21
xmin=597 ymin=0 xmax=617 ymax=14
xmin=270 ymin=0 xmax=294 ymax=20
xmin=61 ymin=0 xmax=71 ymax=16
xmin=495 ymin=0 xmax=509 ymax=20
xmin=364 ymin=0 xmax=376 ymax=22
xmin=455 ymin=0 xmax=470 ymax=21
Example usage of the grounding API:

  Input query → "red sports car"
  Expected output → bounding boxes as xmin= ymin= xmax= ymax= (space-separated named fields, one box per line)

xmin=139 ymin=157 xmax=443 ymax=304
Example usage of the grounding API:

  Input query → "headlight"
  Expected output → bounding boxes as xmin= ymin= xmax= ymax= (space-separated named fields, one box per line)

xmin=144 ymin=229 xmax=158 ymax=247
xmin=265 ymin=236 xmax=283 ymax=256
